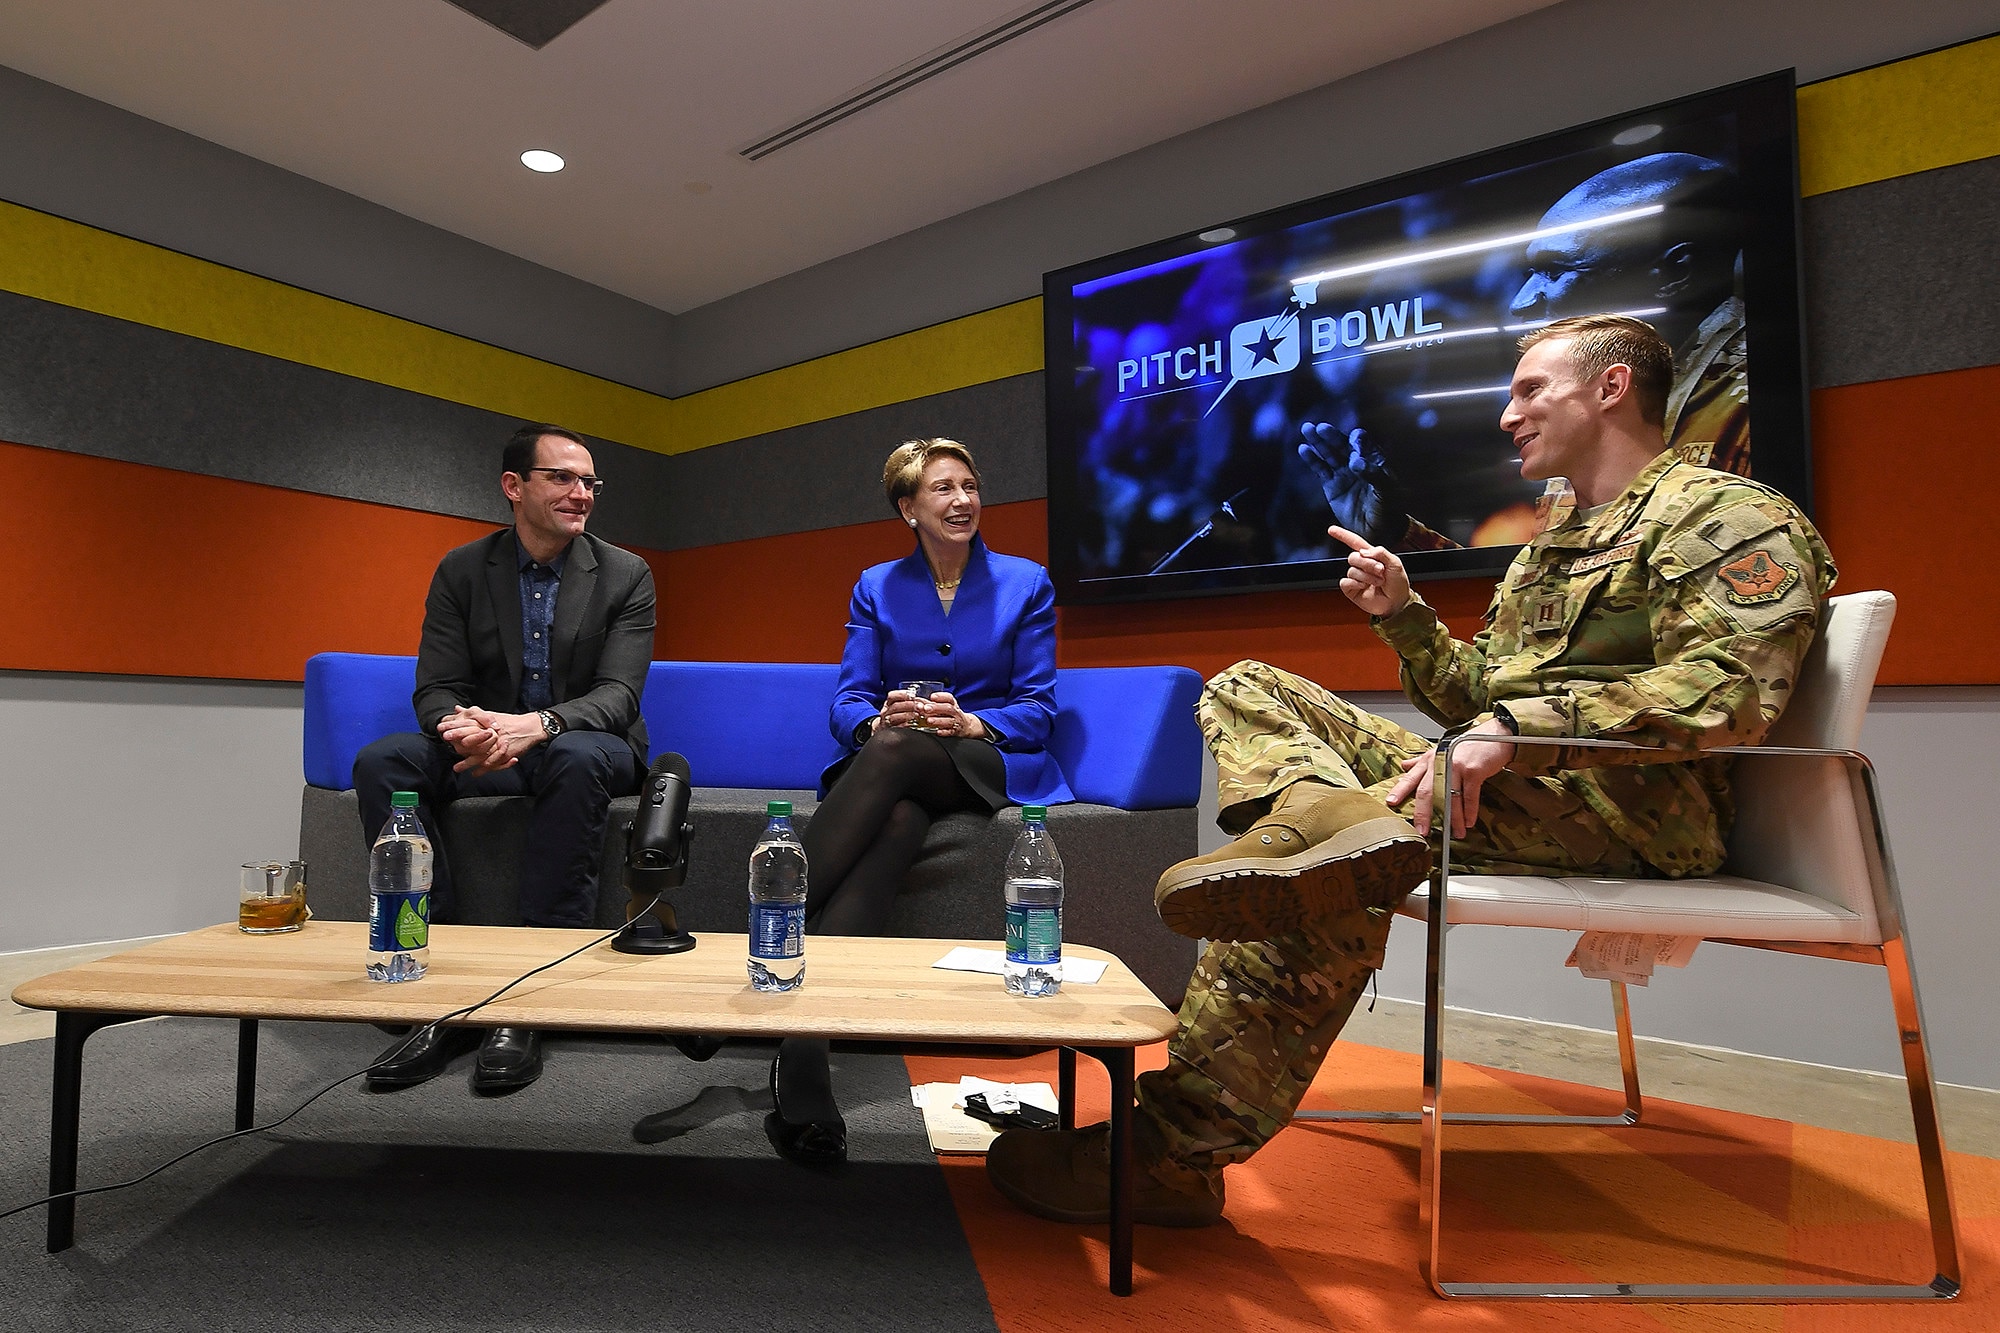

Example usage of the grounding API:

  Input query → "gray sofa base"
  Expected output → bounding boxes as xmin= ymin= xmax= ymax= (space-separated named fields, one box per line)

xmin=300 ymin=785 xmax=1199 ymax=1007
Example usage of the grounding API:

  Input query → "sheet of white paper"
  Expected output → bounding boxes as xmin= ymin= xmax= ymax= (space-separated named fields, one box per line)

xmin=930 ymin=947 xmax=1107 ymax=984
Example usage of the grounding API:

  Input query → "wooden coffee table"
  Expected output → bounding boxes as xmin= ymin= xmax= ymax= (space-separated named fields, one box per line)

xmin=12 ymin=922 xmax=1179 ymax=1294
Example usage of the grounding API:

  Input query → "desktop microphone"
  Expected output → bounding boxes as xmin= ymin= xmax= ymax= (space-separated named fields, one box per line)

xmin=612 ymin=751 xmax=698 ymax=955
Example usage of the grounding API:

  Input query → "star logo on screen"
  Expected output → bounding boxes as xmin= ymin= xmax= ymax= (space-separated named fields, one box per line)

xmin=1228 ymin=316 xmax=1300 ymax=380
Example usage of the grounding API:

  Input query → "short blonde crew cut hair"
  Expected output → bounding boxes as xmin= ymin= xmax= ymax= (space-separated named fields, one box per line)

xmin=1517 ymin=314 xmax=1676 ymax=426
xmin=883 ymin=438 xmax=981 ymax=515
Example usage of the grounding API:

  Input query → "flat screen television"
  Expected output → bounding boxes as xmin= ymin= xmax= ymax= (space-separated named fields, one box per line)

xmin=1043 ymin=71 xmax=1808 ymax=604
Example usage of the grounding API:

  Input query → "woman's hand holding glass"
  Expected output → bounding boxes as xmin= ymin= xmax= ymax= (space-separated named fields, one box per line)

xmin=876 ymin=686 xmax=987 ymax=739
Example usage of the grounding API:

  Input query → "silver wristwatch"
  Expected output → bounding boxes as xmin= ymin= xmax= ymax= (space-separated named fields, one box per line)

xmin=538 ymin=709 xmax=565 ymax=740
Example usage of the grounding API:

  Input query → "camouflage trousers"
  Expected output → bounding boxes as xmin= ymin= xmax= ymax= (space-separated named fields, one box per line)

xmin=1136 ymin=660 xmax=1648 ymax=1190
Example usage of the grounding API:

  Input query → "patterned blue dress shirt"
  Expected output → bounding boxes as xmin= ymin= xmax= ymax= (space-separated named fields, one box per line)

xmin=515 ymin=534 xmax=566 ymax=714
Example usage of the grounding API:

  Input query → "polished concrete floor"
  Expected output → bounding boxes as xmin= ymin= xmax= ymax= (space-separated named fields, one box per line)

xmin=7 ymin=939 xmax=1997 ymax=1158
xmin=1345 ymin=995 xmax=2000 ymax=1157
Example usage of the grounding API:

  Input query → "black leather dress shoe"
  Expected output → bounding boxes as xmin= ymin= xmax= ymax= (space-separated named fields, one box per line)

xmin=366 ymin=1025 xmax=479 ymax=1089
xmin=471 ymin=1027 xmax=544 ymax=1093
xmin=764 ymin=1053 xmax=846 ymax=1166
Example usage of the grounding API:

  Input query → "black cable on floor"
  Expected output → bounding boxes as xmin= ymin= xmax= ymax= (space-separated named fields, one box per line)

xmin=0 ymin=893 xmax=663 ymax=1226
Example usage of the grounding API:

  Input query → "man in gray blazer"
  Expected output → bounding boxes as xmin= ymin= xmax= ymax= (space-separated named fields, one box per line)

xmin=354 ymin=423 xmax=656 ymax=1092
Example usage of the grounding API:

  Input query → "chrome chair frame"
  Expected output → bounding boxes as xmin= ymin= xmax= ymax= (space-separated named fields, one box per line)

xmin=1298 ymin=730 xmax=1962 ymax=1302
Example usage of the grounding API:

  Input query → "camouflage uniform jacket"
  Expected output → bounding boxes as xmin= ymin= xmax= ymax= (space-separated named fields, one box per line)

xmin=1372 ymin=450 xmax=1837 ymax=876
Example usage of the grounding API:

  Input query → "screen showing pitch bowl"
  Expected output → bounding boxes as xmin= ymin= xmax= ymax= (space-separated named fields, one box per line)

xmin=1043 ymin=73 xmax=1806 ymax=603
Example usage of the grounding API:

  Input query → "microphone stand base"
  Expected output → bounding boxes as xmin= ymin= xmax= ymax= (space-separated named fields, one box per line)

xmin=612 ymin=917 xmax=697 ymax=956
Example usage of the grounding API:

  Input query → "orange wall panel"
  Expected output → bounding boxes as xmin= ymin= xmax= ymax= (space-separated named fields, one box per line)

xmin=6 ymin=440 xmax=501 ymax=681
xmin=652 ymin=496 xmax=1494 ymax=687
xmin=15 ymin=358 xmax=1998 ymax=688
xmin=1810 ymin=363 xmax=2000 ymax=684
xmin=654 ymin=361 xmax=2000 ymax=688
xmin=649 ymin=502 xmax=1053 ymax=664
xmin=1056 ymin=578 xmax=1495 ymax=689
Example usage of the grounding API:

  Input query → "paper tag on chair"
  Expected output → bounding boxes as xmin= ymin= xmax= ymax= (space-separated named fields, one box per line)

xmin=1565 ymin=932 xmax=1701 ymax=986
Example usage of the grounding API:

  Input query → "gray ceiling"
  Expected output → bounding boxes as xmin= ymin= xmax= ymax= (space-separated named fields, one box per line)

xmin=0 ymin=0 xmax=1559 ymax=316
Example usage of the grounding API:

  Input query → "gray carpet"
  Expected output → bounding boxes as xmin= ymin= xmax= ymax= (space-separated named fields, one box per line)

xmin=0 ymin=1019 xmax=1002 ymax=1332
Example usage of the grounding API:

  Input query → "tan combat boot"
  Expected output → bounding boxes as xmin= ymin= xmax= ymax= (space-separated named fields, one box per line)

xmin=1155 ymin=784 xmax=1428 ymax=941
xmin=985 ymin=1123 xmax=1224 ymax=1228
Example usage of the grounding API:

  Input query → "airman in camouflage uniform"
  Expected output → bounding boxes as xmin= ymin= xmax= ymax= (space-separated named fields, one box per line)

xmin=988 ymin=314 xmax=1837 ymax=1227
xmin=1137 ymin=446 xmax=1834 ymax=1190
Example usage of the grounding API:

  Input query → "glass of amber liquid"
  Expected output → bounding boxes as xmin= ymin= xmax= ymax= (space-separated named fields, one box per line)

xmin=239 ymin=861 xmax=308 ymax=933
xmin=898 ymin=680 xmax=948 ymax=731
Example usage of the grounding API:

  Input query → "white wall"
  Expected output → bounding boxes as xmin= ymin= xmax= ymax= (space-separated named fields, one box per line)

xmin=1196 ymin=686 xmax=2000 ymax=1091
xmin=0 ymin=672 xmax=303 ymax=952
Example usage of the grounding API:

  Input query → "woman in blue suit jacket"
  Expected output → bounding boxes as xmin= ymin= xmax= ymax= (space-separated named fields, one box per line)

xmin=767 ymin=438 xmax=1066 ymax=1166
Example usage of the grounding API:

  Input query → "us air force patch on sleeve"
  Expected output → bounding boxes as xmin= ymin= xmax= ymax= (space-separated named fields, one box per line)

xmin=1716 ymin=549 xmax=1800 ymax=605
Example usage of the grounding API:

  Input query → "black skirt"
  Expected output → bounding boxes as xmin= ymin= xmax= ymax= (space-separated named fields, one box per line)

xmin=822 ymin=731 xmax=1011 ymax=816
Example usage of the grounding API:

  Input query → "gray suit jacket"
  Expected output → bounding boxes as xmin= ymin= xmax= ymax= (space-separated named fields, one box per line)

xmin=411 ymin=528 xmax=656 ymax=761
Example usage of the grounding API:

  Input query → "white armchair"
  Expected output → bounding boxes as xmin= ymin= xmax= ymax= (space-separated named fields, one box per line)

xmin=1300 ymin=591 xmax=1962 ymax=1302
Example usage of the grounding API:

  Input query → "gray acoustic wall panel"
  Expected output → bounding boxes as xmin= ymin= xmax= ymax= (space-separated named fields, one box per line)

xmin=0 ymin=63 xmax=678 ymax=394
xmin=654 ymin=372 xmax=1045 ymax=552
xmin=1803 ymin=154 xmax=2000 ymax=389
xmin=0 ymin=288 xmax=680 ymax=551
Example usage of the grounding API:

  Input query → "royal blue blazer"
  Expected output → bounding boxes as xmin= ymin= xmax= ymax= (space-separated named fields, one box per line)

xmin=822 ymin=536 xmax=1072 ymax=805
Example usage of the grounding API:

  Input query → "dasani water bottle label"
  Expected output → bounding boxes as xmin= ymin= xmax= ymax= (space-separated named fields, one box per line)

xmin=750 ymin=902 xmax=805 ymax=959
xmin=1004 ymin=904 xmax=1061 ymax=965
xmin=368 ymin=890 xmax=429 ymax=953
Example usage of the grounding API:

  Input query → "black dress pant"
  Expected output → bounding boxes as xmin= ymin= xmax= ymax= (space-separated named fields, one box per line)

xmin=354 ymin=731 xmax=642 ymax=927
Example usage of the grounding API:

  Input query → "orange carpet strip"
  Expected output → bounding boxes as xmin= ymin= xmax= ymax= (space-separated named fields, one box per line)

xmin=907 ymin=1042 xmax=1996 ymax=1330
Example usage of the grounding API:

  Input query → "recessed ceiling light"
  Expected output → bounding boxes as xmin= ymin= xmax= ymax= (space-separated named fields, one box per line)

xmin=1612 ymin=124 xmax=1663 ymax=146
xmin=1197 ymin=227 xmax=1237 ymax=243
xmin=520 ymin=149 xmax=566 ymax=173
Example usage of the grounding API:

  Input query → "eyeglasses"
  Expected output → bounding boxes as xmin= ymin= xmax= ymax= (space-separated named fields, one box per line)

xmin=524 ymin=467 xmax=604 ymax=496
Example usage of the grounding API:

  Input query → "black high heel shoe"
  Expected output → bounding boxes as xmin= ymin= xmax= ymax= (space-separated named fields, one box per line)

xmin=764 ymin=1051 xmax=847 ymax=1166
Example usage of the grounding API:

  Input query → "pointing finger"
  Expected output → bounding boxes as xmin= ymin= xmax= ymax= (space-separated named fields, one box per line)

xmin=1326 ymin=524 xmax=1374 ymax=554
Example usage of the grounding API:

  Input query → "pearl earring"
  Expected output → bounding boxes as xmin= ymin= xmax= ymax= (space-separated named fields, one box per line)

xmin=907 ymin=518 xmax=917 ymax=528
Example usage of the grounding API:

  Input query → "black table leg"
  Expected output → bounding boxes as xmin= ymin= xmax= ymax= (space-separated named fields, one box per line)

xmin=1057 ymin=1047 xmax=1076 ymax=1131
xmin=235 ymin=1020 xmax=259 ymax=1131
xmin=1075 ymin=1044 xmax=1136 ymax=1296
xmin=1104 ymin=1048 xmax=1134 ymax=1296
xmin=48 ymin=1010 xmax=149 ymax=1253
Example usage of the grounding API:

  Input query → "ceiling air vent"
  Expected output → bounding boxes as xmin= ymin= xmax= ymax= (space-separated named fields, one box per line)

xmin=443 ymin=0 xmax=612 ymax=51
xmin=739 ymin=0 xmax=1101 ymax=162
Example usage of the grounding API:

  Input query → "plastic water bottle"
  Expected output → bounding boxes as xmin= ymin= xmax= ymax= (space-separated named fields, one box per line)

xmin=747 ymin=800 xmax=807 ymax=992
xmin=1004 ymin=805 xmax=1064 ymax=997
xmin=367 ymin=791 xmax=432 ymax=982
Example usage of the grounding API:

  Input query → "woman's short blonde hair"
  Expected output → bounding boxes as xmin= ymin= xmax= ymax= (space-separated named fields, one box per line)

xmin=883 ymin=438 xmax=980 ymax=515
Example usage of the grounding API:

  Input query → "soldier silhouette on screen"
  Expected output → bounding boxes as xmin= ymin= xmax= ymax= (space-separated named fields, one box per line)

xmin=1510 ymin=153 xmax=1748 ymax=476
xmin=1301 ymin=152 xmax=1749 ymax=550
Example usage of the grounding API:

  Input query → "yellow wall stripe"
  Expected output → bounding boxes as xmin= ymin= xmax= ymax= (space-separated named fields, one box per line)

xmin=0 ymin=193 xmax=1036 ymax=458
xmin=0 ymin=199 xmax=675 ymax=450
xmin=666 ymin=298 xmax=1043 ymax=455
xmin=1798 ymin=33 xmax=2000 ymax=197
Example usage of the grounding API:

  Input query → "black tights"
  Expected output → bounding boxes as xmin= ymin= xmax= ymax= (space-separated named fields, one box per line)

xmin=775 ymin=728 xmax=989 ymax=1124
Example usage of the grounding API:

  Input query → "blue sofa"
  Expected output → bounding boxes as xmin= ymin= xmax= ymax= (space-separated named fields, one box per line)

xmin=297 ymin=653 xmax=1206 ymax=1004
